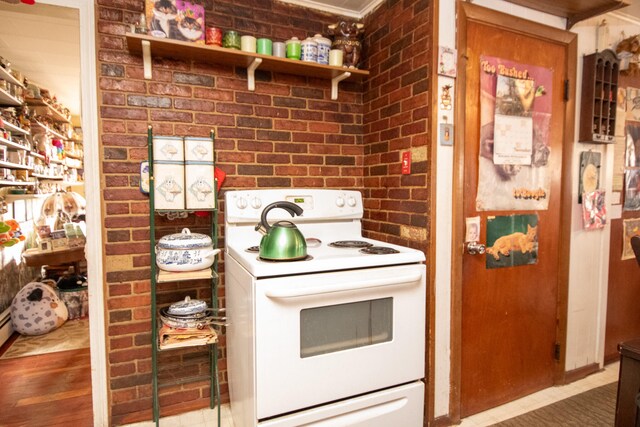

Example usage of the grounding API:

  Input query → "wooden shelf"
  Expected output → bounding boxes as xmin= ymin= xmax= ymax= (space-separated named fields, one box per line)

xmin=0 ymin=88 xmax=21 ymax=106
xmin=504 ymin=0 xmax=630 ymax=28
xmin=23 ymin=245 xmax=85 ymax=267
xmin=30 ymin=152 xmax=45 ymax=161
xmin=26 ymin=97 xmax=71 ymax=123
xmin=157 ymin=268 xmax=218 ymax=283
xmin=0 ymin=180 xmax=35 ymax=187
xmin=32 ymin=173 xmax=64 ymax=180
xmin=32 ymin=120 xmax=68 ymax=140
xmin=3 ymin=121 xmax=30 ymax=136
xmin=0 ymin=136 xmax=29 ymax=152
xmin=0 ymin=66 xmax=24 ymax=88
xmin=126 ymin=33 xmax=368 ymax=100
xmin=2 ymin=193 xmax=50 ymax=202
xmin=0 ymin=160 xmax=32 ymax=170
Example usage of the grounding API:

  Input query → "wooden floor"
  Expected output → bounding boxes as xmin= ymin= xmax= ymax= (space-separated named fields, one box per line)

xmin=0 ymin=338 xmax=93 ymax=427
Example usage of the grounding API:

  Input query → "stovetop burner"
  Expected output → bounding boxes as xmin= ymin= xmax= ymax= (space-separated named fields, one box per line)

xmin=359 ymin=246 xmax=400 ymax=255
xmin=329 ymin=240 xmax=374 ymax=249
xmin=258 ymin=255 xmax=314 ymax=262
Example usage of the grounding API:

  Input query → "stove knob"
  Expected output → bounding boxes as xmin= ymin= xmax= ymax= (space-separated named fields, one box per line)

xmin=250 ymin=197 xmax=262 ymax=209
xmin=336 ymin=197 xmax=345 ymax=207
xmin=347 ymin=197 xmax=357 ymax=207
xmin=236 ymin=197 xmax=248 ymax=209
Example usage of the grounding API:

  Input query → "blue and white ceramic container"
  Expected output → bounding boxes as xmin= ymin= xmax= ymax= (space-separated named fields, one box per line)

xmin=156 ymin=228 xmax=220 ymax=272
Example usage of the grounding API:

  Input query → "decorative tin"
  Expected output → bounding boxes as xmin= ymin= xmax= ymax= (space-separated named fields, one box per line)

xmin=186 ymin=162 xmax=216 ymax=209
xmin=223 ymin=31 xmax=241 ymax=50
xmin=184 ymin=136 xmax=214 ymax=162
xmin=286 ymin=37 xmax=301 ymax=60
xmin=152 ymin=136 xmax=184 ymax=162
xmin=154 ymin=162 xmax=185 ymax=210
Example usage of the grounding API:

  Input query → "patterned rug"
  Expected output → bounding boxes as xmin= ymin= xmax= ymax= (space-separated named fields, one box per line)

xmin=0 ymin=318 xmax=90 ymax=359
xmin=492 ymin=381 xmax=617 ymax=426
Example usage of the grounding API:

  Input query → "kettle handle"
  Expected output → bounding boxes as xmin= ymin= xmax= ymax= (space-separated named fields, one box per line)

xmin=257 ymin=201 xmax=304 ymax=233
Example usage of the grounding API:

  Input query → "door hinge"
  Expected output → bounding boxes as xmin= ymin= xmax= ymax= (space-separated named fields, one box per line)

xmin=554 ymin=343 xmax=561 ymax=361
xmin=563 ymin=79 xmax=570 ymax=102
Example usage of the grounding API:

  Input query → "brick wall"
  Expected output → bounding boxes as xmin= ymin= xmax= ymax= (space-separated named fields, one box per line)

xmin=98 ymin=0 xmax=431 ymax=424
xmin=362 ymin=0 xmax=431 ymax=251
xmin=97 ymin=0 xmax=365 ymax=424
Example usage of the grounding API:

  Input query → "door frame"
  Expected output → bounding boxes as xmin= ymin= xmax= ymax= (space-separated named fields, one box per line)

xmin=39 ymin=1 xmax=107 ymax=425
xmin=449 ymin=2 xmax=576 ymax=422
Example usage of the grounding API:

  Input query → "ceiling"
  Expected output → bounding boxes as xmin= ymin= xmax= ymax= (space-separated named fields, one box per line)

xmin=0 ymin=1 xmax=80 ymax=117
xmin=1 ymin=0 xmax=640 ymax=122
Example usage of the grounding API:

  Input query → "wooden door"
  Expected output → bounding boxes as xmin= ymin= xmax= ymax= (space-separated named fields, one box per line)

xmin=454 ymin=4 xmax=576 ymax=417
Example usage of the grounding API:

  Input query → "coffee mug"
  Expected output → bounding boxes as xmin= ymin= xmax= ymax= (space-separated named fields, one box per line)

xmin=329 ymin=49 xmax=343 ymax=67
xmin=257 ymin=38 xmax=272 ymax=55
xmin=241 ymin=35 xmax=257 ymax=53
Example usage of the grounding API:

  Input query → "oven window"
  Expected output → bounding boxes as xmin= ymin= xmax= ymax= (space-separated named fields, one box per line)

xmin=300 ymin=297 xmax=393 ymax=358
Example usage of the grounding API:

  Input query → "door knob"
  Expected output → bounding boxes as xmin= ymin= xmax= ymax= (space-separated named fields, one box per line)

xmin=466 ymin=241 xmax=486 ymax=255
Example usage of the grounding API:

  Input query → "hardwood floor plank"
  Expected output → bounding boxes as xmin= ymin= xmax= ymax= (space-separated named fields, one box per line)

xmin=0 ymin=346 xmax=93 ymax=426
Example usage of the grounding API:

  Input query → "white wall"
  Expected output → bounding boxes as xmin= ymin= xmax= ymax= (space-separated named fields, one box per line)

xmin=434 ymin=0 xmax=639 ymax=419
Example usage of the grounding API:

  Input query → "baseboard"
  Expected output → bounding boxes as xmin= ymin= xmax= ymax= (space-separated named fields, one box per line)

xmin=564 ymin=362 xmax=600 ymax=384
xmin=430 ymin=415 xmax=454 ymax=426
xmin=0 ymin=307 xmax=13 ymax=348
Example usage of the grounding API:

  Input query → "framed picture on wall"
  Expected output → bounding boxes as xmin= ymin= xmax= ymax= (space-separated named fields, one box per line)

xmin=578 ymin=151 xmax=601 ymax=204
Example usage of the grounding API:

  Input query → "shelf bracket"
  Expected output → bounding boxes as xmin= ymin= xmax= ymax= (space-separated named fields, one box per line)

xmin=142 ymin=40 xmax=152 ymax=80
xmin=247 ymin=58 xmax=263 ymax=92
xmin=331 ymin=72 xmax=351 ymax=100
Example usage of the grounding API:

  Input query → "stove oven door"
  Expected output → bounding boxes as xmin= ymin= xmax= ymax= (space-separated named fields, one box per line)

xmin=255 ymin=263 xmax=426 ymax=420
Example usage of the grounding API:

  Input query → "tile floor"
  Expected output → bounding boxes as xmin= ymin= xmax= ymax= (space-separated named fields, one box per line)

xmin=123 ymin=362 xmax=619 ymax=427
xmin=459 ymin=361 xmax=620 ymax=426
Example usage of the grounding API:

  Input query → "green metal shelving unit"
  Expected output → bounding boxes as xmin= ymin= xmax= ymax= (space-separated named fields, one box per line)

xmin=147 ymin=126 xmax=221 ymax=426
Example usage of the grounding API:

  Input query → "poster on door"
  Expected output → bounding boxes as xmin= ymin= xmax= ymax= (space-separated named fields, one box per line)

xmin=476 ymin=56 xmax=553 ymax=211
xmin=486 ymin=214 xmax=538 ymax=269
xmin=622 ymin=218 xmax=640 ymax=260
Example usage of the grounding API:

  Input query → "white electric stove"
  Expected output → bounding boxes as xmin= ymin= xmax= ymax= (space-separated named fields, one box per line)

xmin=224 ymin=189 xmax=426 ymax=427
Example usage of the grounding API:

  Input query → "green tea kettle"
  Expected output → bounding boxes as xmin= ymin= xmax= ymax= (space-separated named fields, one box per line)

xmin=255 ymin=201 xmax=307 ymax=261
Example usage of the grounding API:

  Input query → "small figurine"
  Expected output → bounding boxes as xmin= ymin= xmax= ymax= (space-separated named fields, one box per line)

xmin=327 ymin=21 xmax=365 ymax=69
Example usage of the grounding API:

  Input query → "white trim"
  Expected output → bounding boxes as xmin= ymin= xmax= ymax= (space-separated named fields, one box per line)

xmin=277 ymin=0 xmax=365 ymax=19
xmin=607 ymin=11 xmax=640 ymax=26
xmin=38 ymin=1 xmax=108 ymax=426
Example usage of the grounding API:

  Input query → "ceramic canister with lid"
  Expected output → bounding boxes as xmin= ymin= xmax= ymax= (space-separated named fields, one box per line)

xmin=301 ymin=37 xmax=318 ymax=62
xmin=286 ymin=37 xmax=301 ymax=60
xmin=313 ymin=34 xmax=331 ymax=65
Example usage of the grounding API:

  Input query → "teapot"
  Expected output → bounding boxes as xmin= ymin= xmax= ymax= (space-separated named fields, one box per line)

xmin=255 ymin=201 xmax=306 ymax=261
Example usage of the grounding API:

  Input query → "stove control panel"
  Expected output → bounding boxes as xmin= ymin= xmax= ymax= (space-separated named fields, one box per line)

xmin=225 ymin=189 xmax=364 ymax=224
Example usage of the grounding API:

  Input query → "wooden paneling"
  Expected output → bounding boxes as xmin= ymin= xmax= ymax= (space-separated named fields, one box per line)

xmin=503 ymin=0 xmax=630 ymax=28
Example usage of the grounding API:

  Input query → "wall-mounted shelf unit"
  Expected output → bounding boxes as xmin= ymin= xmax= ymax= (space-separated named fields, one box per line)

xmin=126 ymin=33 xmax=368 ymax=101
xmin=0 ymin=66 xmax=24 ymax=88
xmin=3 ymin=121 xmax=29 ymax=136
xmin=0 ymin=160 xmax=32 ymax=170
xmin=579 ymin=49 xmax=619 ymax=144
xmin=0 ymin=88 xmax=21 ymax=106
xmin=503 ymin=0 xmax=630 ymax=29
xmin=32 ymin=120 xmax=68 ymax=140
xmin=26 ymin=97 xmax=71 ymax=124
xmin=0 ymin=180 xmax=35 ymax=187
xmin=0 ymin=137 xmax=29 ymax=152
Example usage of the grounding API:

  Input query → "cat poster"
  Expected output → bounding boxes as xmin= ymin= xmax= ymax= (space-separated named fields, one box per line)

xmin=486 ymin=214 xmax=538 ymax=269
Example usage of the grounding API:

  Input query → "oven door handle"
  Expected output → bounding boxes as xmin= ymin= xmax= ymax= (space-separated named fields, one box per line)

xmin=264 ymin=272 xmax=422 ymax=299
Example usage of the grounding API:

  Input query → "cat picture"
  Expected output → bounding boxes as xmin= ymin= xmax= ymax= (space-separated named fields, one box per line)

xmin=150 ymin=0 xmax=177 ymax=38
xmin=486 ymin=224 xmax=537 ymax=261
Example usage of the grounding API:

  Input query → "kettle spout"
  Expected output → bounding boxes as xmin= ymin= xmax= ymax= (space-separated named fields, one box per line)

xmin=255 ymin=224 xmax=267 ymax=235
